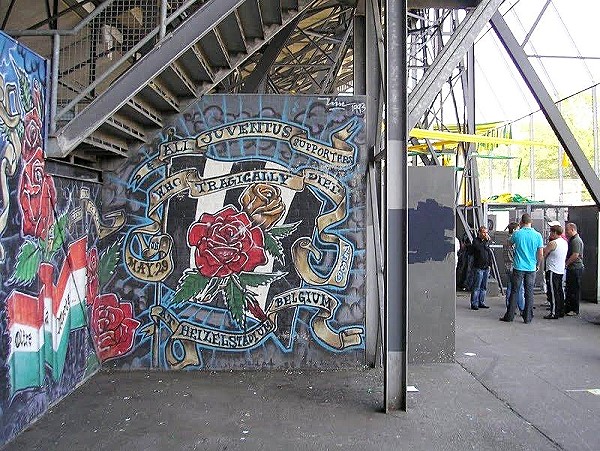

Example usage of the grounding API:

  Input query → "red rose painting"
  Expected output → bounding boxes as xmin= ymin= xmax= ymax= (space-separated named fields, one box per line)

xmin=17 ymin=80 xmax=56 ymax=241
xmin=187 ymin=206 xmax=267 ymax=278
xmin=91 ymin=294 xmax=140 ymax=361
xmin=21 ymin=84 xmax=43 ymax=160
xmin=18 ymin=147 xmax=56 ymax=240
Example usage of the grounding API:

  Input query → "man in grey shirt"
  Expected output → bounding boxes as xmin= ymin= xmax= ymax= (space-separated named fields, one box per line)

xmin=565 ymin=222 xmax=584 ymax=316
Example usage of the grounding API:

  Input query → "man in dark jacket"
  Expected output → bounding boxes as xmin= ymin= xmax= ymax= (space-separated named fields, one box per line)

xmin=469 ymin=226 xmax=492 ymax=310
xmin=564 ymin=222 xmax=584 ymax=316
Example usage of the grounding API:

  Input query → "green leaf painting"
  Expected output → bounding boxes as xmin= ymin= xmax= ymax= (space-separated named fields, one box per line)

xmin=226 ymin=275 xmax=245 ymax=329
xmin=12 ymin=240 xmax=42 ymax=285
xmin=50 ymin=213 xmax=69 ymax=254
xmin=269 ymin=221 xmax=301 ymax=239
xmin=98 ymin=240 xmax=121 ymax=287
xmin=171 ymin=270 xmax=210 ymax=305
xmin=264 ymin=232 xmax=285 ymax=265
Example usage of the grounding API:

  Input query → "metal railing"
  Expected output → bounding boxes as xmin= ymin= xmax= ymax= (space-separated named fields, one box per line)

xmin=7 ymin=0 xmax=205 ymax=134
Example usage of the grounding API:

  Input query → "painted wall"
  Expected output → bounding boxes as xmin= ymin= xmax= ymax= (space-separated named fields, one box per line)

xmin=0 ymin=32 xmax=126 ymax=447
xmin=102 ymin=95 xmax=367 ymax=370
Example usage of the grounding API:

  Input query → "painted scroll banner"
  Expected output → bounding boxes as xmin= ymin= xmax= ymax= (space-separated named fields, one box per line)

xmin=132 ymin=118 xmax=358 ymax=184
xmin=69 ymin=187 xmax=125 ymax=238
xmin=150 ymin=288 xmax=363 ymax=369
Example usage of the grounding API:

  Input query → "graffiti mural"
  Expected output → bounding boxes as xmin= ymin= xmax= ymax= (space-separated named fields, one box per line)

xmin=104 ymin=95 xmax=367 ymax=370
xmin=0 ymin=32 xmax=126 ymax=446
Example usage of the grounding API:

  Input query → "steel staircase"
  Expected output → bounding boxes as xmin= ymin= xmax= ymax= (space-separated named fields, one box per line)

xmin=9 ymin=0 xmax=347 ymax=165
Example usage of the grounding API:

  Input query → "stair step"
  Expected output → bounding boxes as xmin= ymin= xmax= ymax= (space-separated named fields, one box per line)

xmin=198 ymin=29 xmax=233 ymax=69
xmin=218 ymin=12 xmax=248 ymax=54
xmin=140 ymin=78 xmax=180 ymax=112
xmin=180 ymin=44 xmax=215 ymax=84
xmin=99 ymin=113 xmax=147 ymax=143
xmin=238 ymin=1 xmax=265 ymax=39
xmin=82 ymin=131 xmax=129 ymax=157
xmin=259 ymin=0 xmax=283 ymax=26
xmin=161 ymin=61 xmax=198 ymax=98
xmin=121 ymin=97 xmax=163 ymax=128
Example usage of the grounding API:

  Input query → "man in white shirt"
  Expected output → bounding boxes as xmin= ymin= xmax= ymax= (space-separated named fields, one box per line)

xmin=543 ymin=224 xmax=568 ymax=319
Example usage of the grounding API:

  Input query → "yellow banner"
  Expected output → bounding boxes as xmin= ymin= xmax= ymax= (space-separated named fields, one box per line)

xmin=410 ymin=128 xmax=554 ymax=148
xmin=69 ymin=187 xmax=126 ymax=239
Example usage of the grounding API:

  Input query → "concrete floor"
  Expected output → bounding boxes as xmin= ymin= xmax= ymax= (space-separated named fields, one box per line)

xmin=4 ymin=292 xmax=600 ymax=451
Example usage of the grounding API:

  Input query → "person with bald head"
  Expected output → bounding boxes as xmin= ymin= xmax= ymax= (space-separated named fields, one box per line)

xmin=564 ymin=222 xmax=584 ymax=316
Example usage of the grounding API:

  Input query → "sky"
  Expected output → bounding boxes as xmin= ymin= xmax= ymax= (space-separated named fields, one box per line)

xmin=473 ymin=0 xmax=600 ymax=124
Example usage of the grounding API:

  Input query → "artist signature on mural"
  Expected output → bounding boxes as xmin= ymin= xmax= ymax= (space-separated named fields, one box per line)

xmin=320 ymin=97 xmax=366 ymax=114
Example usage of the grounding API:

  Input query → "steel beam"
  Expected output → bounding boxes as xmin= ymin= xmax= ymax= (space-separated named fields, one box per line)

xmin=241 ymin=17 xmax=300 ymax=93
xmin=490 ymin=12 xmax=600 ymax=206
xmin=47 ymin=0 xmax=248 ymax=158
xmin=384 ymin=0 xmax=407 ymax=412
xmin=367 ymin=0 xmax=383 ymax=153
xmin=408 ymin=0 xmax=480 ymax=7
xmin=407 ymin=0 xmax=503 ymax=129
xmin=353 ymin=10 xmax=366 ymax=96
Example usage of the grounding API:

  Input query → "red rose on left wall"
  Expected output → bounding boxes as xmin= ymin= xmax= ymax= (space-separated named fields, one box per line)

xmin=18 ymin=82 xmax=57 ymax=241
xmin=91 ymin=294 xmax=140 ymax=361
xmin=18 ymin=147 xmax=56 ymax=240
xmin=22 ymin=86 xmax=43 ymax=159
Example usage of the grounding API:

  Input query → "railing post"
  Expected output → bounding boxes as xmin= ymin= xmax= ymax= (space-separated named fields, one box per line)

xmin=159 ymin=0 xmax=168 ymax=41
xmin=50 ymin=32 xmax=60 ymax=135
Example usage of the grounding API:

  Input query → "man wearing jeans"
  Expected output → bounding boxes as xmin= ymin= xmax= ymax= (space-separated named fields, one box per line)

xmin=503 ymin=222 xmax=525 ymax=313
xmin=500 ymin=214 xmax=543 ymax=323
xmin=469 ymin=226 xmax=492 ymax=310
xmin=543 ymin=224 xmax=568 ymax=319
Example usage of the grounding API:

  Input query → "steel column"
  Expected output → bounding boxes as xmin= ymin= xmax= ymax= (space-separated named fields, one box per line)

xmin=159 ymin=0 xmax=168 ymax=41
xmin=384 ymin=0 xmax=407 ymax=412
xmin=491 ymin=12 xmax=600 ymax=205
xmin=530 ymin=115 xmax=535 ymax=198
xmin=366 ymin=0 xmax=382 ymax=153
xmin=49 ymin=33 xmax=60 ymax=135
xmin=593 ymin=86 xmax=599 ymax=174
xmin=407 ymin=0 xmax=503 ymax=129
xmin=353 ymin=7 xmax=366 ymax=96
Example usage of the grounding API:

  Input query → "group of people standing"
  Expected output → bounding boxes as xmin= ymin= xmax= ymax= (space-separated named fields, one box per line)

xmin=466 ymin=214 xmax=584 ymax=323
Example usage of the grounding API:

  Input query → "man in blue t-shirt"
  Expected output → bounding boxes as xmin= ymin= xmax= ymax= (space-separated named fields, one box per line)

xmin=500 ymin=213 xmax=544 ymax=323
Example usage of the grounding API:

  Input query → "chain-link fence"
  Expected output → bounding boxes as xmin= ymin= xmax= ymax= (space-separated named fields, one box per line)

xmin=7 ymin=1 xmax=206 ymax=126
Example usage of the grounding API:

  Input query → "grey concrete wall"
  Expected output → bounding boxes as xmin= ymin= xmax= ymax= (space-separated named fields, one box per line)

xmin=408 ymin=166 xmax=456 ymax=363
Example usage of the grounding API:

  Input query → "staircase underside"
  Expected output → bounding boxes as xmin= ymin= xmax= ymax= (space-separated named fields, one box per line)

xmin=1 ymin=0 xmax=483 ymax=164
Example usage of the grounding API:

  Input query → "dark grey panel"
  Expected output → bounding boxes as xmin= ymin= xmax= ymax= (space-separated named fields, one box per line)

xmin=568 ymin=206 xmax=600 ymax=303
xmin=408 ymin=166 xmax=455 ymax=363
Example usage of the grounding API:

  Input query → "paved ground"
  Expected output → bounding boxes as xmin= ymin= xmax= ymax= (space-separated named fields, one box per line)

xmin=4 ymin=292 xmax=600 ymax=451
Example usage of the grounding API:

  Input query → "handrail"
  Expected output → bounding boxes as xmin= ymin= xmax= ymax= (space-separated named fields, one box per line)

xmin=6 ymin=0 xmax=206 ymax=131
